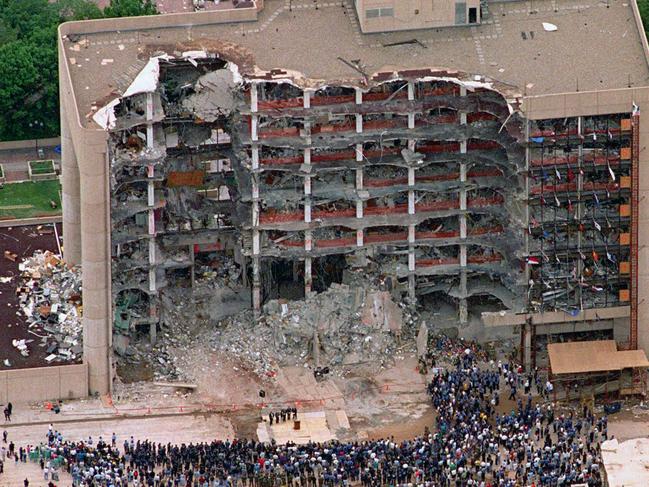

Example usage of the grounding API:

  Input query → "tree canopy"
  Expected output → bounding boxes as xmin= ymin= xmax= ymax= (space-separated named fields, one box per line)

xmin=104 ymin=0 xmax=157 ymax=18
xmin=640 ymin=0 xmax=649 ymax=35
xmin=0 ymin=0 xmax=157 ymax=141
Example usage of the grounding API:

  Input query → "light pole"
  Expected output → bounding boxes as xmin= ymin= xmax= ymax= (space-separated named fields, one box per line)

xmin=29 ymin=120 xmax=44 ymax=158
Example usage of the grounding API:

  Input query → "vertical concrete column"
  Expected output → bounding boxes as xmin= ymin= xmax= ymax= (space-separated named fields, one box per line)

xmin=303 ymin=141 xmax=312 ymax=295
xmin=147 ymin=164 xmax=156 ymax=296
xmin=459 ymin=85 xmax=468 ymax=323
xmin=523 ymin=319 xmax=533 ymax=371
xmin=149 ymin=318 xmax=157 ymax=345
xmin=408 ymin=166 xmax=416 ymax=298
xmin=148 ymin=239 xmax=156 ymax=293
xmin=356 ymin=143 xmax=363 ymax=162
xmin=408 ymin=167 xmax=416 ymax=215
xmin=355 ymin=146 xmax=364 ymax=222
xmin=251 ymin=115 xmax=259 ymax=142
xmin=356 ymin=114 xmax=363 ymax=133
xmin=252 ymin=254 xmax=261 ymax=312
xmin=459 ymin=272 xmax=468 ymax=323
xmin=304 ymin=229 xmax=312 ymax=295
xmin=146 ymin=93 xmax=154 ymax=149
xmin=250 ymin=82 xmax=261 ymax=310
xmin=148 ymin=160 xmax=157 ymax=353
xmin=406 ymin=80 xmax=417 ymax=300
xmin=250 ymin=82 xmax=258 ymax=113
xmin=60 ymin=113 xmax=82 ymax=265
xmin=355 ymin=87 xmax=362 ymax=105
xmin=356 ymin=166 xmax=364 ymax=246
xmin=188 ymin=243 xmax=195 ymax=289
xmin=459 ymin=118 xmax=468 ymax=324
xmin=408 ymin=224 xmax=416 ymax=299
xmin=77 ymin=131 xmax=112 ymax=395
xmin=251 ymin=146 xmax=261 ymax=311
xmin=303 ymin=89 xmax=312 ymax=109
xmin=304 ymin=257 xmax=312 ymax=295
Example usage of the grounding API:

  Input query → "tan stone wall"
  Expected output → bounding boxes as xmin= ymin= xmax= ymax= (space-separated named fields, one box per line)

xmin=356 ymin=0 xmax=480 ymax=33
xmin=59 ymin=29 xmax=112 ymax=396
xmin=0 ymin=364 xmax=88 ymax=404
xmin=0 ymin=138 xmax=60 ymax=150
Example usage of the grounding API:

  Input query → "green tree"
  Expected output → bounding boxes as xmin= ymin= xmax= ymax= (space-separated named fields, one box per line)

xmin=58 ymin=0 xmax=104 ymax=21
xmin=0 ymin=0 xmax=56 ymax=42
xmin=0 ymin=0 xmax=154 ymax=141
xmin=104 ymin=0 xmax=157 ymax=17
xmin=640 ymin=0 xmax=649 ymax=35
xmin=0 ymin=18 xmax=16 ymax=44
xmin=0 ymin=42 xmax=43 ymax=140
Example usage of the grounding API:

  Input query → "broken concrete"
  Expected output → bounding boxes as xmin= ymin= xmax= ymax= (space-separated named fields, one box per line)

xmin=15 ymin=251 xmax=82 ymax=364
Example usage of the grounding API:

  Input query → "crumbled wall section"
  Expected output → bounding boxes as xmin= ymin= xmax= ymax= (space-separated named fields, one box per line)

xmin=102 ymin=52 xmax=528 ymax=345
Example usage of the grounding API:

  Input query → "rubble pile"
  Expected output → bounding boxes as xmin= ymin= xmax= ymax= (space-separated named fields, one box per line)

xmin=209 ymin=283 xmax=416 ymax=378
xmin=122 ymin=277 xmax=420 ymax=383
xmin=16 ymin=251 xmax=82 ymax=364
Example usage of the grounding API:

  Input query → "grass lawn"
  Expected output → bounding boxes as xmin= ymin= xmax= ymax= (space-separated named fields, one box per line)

xmin=0 ymin=180 xmax=61 ymax=219
xmin=29 ymin=159 xmax=55 ymax=175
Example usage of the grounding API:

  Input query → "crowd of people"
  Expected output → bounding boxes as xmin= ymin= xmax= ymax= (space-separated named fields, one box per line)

xmin=2 ymin=338 xmax=608 ymax=486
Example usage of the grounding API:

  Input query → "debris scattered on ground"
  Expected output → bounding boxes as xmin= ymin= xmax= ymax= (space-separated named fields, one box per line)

xmin=208 ymin=283 xmax=417 ymax=380
xmin=12 ymin=338 xmax=31 ymax=356
xmin=123 ymin=280 xmax=419 ymax=383
xmin=15 ymin=250 xmax=82 ymax=364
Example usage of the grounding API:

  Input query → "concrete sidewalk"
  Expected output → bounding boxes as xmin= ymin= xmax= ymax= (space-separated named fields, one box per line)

xmin=0 ymin=394 xmax=245 ymax=430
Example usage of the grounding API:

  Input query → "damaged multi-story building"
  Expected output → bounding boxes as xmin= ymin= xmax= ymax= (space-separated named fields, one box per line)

xmin=57 ymin=0 xmax=649 ymax=395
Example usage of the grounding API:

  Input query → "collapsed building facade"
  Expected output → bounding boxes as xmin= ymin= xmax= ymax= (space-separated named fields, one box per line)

xmin=57 ymin=0 xmax=649 ymax=396
xmin=106 ymin=58 xmax=530 ymax=344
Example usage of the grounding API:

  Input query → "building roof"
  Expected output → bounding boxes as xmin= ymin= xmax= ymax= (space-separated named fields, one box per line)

xmin=602 ymin=438 xmax=649 ymax=487
xmin=60 ymin=0 xmax=649 ymax=129
xmin=548 ymin=340 xmax=649 ymax=375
